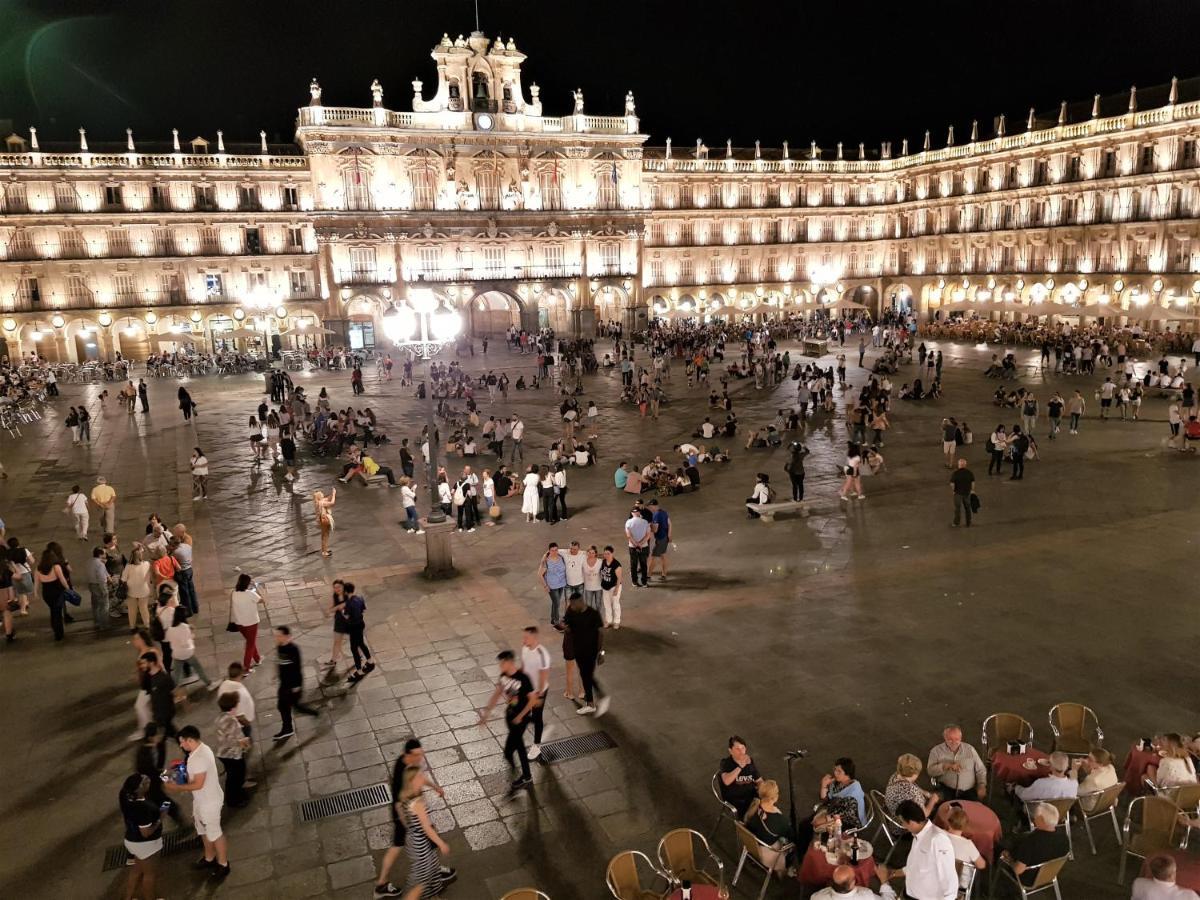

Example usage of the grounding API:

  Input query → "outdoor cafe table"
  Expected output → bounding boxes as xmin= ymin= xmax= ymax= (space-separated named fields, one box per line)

xmin=1141 ymin=849 xmax=1200 ymax=892
xmin=935 ymin=800 xmax=1002 ymax=863
xmin=1123 ymin=745 xmax=1161 ymax=796
xmin=990 ymin=747 xmax=1052 ymax=789
xmin=798 ymin=840 xmax=877 ymax=889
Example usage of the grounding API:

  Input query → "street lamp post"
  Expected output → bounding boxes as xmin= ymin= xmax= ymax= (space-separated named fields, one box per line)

xmin=382 ymin=286 xmax=462 ymax=578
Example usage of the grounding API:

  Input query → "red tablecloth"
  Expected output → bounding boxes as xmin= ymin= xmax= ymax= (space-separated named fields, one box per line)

xmin=798 ymin=841 xmax=878 ymax=889
xmin=668 ymin=886 xmax=722 ymax=900
xmin=1124 ymin=747 xmax=1161 ymax=796
xmin=990 ymin=748 xmax=1052 ymax=787
xmin=1140 ymin=849 xmax=1200 ymax=892
xmin=935 ymin=800 xmax=1003 ymax=864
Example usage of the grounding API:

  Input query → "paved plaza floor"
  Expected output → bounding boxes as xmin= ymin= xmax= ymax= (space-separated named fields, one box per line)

xmin=0 ymin=337 xmax=1197 ymax=900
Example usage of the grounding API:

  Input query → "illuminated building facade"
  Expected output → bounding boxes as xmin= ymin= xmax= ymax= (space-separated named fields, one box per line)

xmin=0 ymin=31 xmax=1198 ymax=361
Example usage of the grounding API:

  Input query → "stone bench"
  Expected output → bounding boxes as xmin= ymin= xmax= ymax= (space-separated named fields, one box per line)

xmin=746 ymin=500 xmax=806 ymax=522
xmin=364 ymin=474 xmax=389 ymax=489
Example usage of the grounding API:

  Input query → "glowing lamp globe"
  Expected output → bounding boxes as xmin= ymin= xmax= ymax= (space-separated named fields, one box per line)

xmin=382 ymin=304 xmax=417 ymax=342
xmin=409 ymin=288 xmax=437 ymax=315
xmin=431 ymin=306 xmax=462 ymax=342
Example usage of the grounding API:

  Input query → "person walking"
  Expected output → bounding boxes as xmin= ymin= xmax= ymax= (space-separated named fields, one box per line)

xmin=1020 ymin=392 xmax=1039 ymax=436
xmin=838 ymin=443 xmax=865 ymax=502
xmin=1046 ymin=392 xmax=1065 ymax=440
xmin=374 ymin=739 xmax=455 ymax=898
xmin=537 ymin=542 xmax=568 ymax=629
xmin=340 ymin=581 xmax=376 ymax=684
xmin=509 ymin=415 xmax=525 ymax=464
xmin=118 ymin=772 xmax=166 ymax=900
xmin=564 ymin=592 xmax=607 ymax=716
xmin=190 ymin=447 xmax=209 ymax=500
xmin=91 ymin=476 xmax=117 ymax=534
xmin=165 ymin=606 xmax=215 ymax=694
xmin=178 ymin=386 xmax=194 ymax=421
xmin=624 ymin=505 xmax=651 ymax=588
xmin=273 ymin=625 xmax=319 ymax=740
xmin=64 ymin=484 xmax=89 ymax=540
xmin=171 ymin=528 xmax=200 ymax=616
xmin=66 ymin=406 xmax=81 ymax=444
xmin=520 ymin=465 xmax=540 ymax=523
xmin=950 ymin=458 xmax=975 ymax=528
xmin=520 ymin=626 xmax=551 ymax=760
xmin=1067 ymin=389 xmax=1086 ymax=434
xmin=35 ymin=543 xmax=72 ymax=642
xmin=163 ymin=725 xmax=230 ymax=879
xmin=140 ymin=652 xmax=177 ymax=767
xmin=85 ymin=546 xmax=111 ymax=630
xmin=941 ymin=418 xmax=958 ymax=468
xmin=478 ymin=650 xmax=539 ymax=791
xmin=78 ymin=405 xmax=91 ymax=443
xmin=1009 ymin=426 xmax=1029 ymax=481
xmin=394 ymin=764 xmax=452 ymax=900
xmin=229 ymin=573 xmax=265 ymax=672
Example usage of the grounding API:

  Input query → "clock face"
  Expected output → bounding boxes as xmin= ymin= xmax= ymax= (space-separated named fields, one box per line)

xmin=475 ymin=113 xmax=494 ymax=131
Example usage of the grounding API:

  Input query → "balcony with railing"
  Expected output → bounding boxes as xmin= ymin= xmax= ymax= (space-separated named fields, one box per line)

xmin=407 ymin=264 xmax=583 ymax=284
xmin=296 ymin=104 xmax=639 ymax=136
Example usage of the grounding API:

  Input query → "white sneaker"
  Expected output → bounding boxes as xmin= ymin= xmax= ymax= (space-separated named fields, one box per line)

xmin=595 ymin=697 xmax=611 ymax=717
xmin=576 ymin=704 xmax=596 ymax=715
xmin=192 ymin=495 xmax=202 ymax=501
xmin=527 ymin=744 xmax=541 ymax=760
xmin=414 ymin=529 xmax=425 ymax=535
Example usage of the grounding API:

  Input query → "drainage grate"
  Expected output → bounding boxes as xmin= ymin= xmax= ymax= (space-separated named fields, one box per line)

xmin=300 ymin=781 xmax=391 ymax=823
xmin=536 ymin=730 xmax=618 ymax=764
xmin=102 ymin=829 xmax=201 ymax=871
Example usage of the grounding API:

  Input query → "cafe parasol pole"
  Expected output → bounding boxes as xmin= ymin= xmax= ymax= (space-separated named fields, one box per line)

xmin=785 ymin=748 xmax=809 ymax=832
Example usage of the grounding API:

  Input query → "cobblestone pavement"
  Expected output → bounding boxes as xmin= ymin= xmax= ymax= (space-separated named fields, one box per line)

xmin=0 ymin=338 xmax=1197 ymax=899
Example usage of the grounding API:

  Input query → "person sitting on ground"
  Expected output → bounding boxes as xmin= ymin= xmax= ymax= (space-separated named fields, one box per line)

xmin=745 ymin=427 xmax=766 ymax=449
xmin=684 ymin=460 xmax=701 ymax=486
xmin=898 ymin=382 xmax=913 ymax=400
xmin=765 ymin=425 xmax=783 ymax=447
xmin=460 ymin=434 xmax=477 ymax=457
xmin=613 ymin=461 xmax=629 ymax=490
xmin=1015 ymin=751 xmax=1079 ymax=802
xmin=722 ymin=413 xmax=738 ymax=436
xmin=623 ymin=467 xmax=646 ymax=495
xmin=1149 ymin=733 xmax=1198 ymax=788
xmin=696 ymin=416 xmax=717 ymax=439
xmin=493 ymin=466 xmax=515 ymax=498
xmin=1001 ymin=803 xmax=1070 ymax=887
xmin=719 ymin=735 xmax=763 ymax=819
xmin=884 ymin=753 xmax=938 ymax=816
xmin=1076 ymin=748 xmax=1119 ymax=812
xmin=1132 ymin=854 xmax=1200 ymax=900
xmin=670 ymin=467 xmax=693 ymax=495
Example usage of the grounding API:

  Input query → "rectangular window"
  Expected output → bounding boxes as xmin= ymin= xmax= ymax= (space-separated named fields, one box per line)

xmin=678 ymin=257 xmax=694 ymax=283
xmin=679 ymin=221 xmax=694 ymax=244
xmin=349 ymin=246 xmax=377 ymax=279
xmin=1140 ymin=145 xmax=1155 ymax=172
xmin=159 ymin=273 xmax=178 ymax=301
xmin=596 ymin=169 xmax=619 ymax=209
xmin=3 ymin=183 xmax=28 ymax=213
xmin=205 ymin=274 xmax=224 ymax=297
xmin=283 ymin=186 xmax=299 ymax=209
xmin=245 ymin=227 xmax=262 ymax=255
xmin=1102 ymin=150 xmax=1117 ymax=178
xmin=55 ymin=183 xmax=78 ymax=212
xmin=1067 ymin=155 xmax=1082 ymax=181
xmin=18 ymin=275 xmax=40 ymax=305
xmin=679 ymin=183 xmax=693 ymax=208
xmin=417 ymin=246 xmax=441 ymax=276
xmin=150 ymin=184 xmax=169 ymax=211
xmin=195 ymin=185 xmax=215 ymax=210
xmin=413 ymin=168 xmax=438 ymax=209
xmin=287 ymin=226 xmax=304 ymax=252
xmin=476 ymin=170 xmax=500 ymax=210
xmin=290 ymin=271 xmax=310 ymax=296
xmin=68 ymin=274 xmax=91 ymax=303
xmin=543 ymin=244 xmax=564 ymax=274
xmin=600 ymin=241 xmax=620 ymax=272
xmin=239 ymin=185 xmax=259 ymax=209
xmin=107 ymin=228 xmax=130 ymax=257
xmin=736 ymin=256 xmax=753 ymax=281
xmin=112 ymin=273 xmax=135 ymax=299
xmin=481 ymin=246 xmax=504 ymax=274
xmin=104 ymin=185 xmax=123 ymax=209
xmin=538 ymin=170 xmax=562 ymax=211
xmin=648 ymin=258 xmax=663 ymax=285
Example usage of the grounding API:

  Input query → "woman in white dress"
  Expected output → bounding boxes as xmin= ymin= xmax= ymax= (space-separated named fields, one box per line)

xmin=521 ymin=464 xmax=541 ymax=523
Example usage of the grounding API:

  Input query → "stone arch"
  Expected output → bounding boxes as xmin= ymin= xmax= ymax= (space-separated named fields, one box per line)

xmin=113 ymin=316 xmax=151 ymax=362
xmin=469 ymin=288 xmax=524 ymax=337
xmin=885 ymin=282 xmax=915 ymax=311
xmin=65 ymin=316 xmax=104 ymax=363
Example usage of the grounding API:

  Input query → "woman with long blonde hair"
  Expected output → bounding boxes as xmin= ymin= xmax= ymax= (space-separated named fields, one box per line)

xmin=398 ymin=765 xmax=452 ymax=899
xmin=313 ymin=488 xmax=337 ymax=558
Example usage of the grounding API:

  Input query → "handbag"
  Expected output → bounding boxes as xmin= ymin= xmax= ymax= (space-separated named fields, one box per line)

xmin=969 ymin=493 xmax=981 ymax=513
xmin=226 ymin=590 xmax=241 ymax=632
xmin=62 ymin=588 xmax=82 ymax=607
xmin=115 ymin=580 xmax=129 ymax=601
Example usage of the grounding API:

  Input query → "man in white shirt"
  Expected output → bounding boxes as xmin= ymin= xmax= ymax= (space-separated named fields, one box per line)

xmin=520 ymin=626 xmax=551 ymax=760
xmin=562 ymin=540 xmax=586 ymax=597
xmin=927 ymin=725 xmax=987 ymax=801
xmin=509 ymin=416 xmax=525 ymax=464
xmin=64 ymin=485 xmax=89 ymax=540
xmin=812 ymin=864 xmax=894 ymax=898
xmin=699 ymin=418 xmax=716 ymax=439
xmin=217 ymin=662 xmax=256 ymax=730
xmin=1015 ymin=751 xmax=1080 ymax=803
xmin=890 ymin=800 xmax=957 ymax=900
xmin=1133 ymin=854 xmax=1200 ymax=900
xmin=164 ymin=724 xmax=230 ymax=878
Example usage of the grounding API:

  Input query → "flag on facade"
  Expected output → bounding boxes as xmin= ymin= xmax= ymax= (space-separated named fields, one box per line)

xmin=611 ymin=162 xmax=618 ymax=184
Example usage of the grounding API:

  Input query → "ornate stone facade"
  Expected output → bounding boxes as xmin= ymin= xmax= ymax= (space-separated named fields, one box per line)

xmin=0 ymin=31 xmax=1197 ymax=361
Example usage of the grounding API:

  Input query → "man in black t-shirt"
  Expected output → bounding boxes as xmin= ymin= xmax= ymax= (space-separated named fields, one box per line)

xmin=1002 ymin=802 xmax=1070 ymax=886
xmin=478 ymin=651 xmax=539 ymax=791
xmin=1046 ymin=392 xmax=1064 ymax=439
xmin=719 ymin=735 xmax=762 ymax=817
xmin=949 ymin=459 xmax=975 ymax=528
xmin=563 ymin=593 xmax=606 ymax=715
xmin=273 ymin=626 xmax=318 ymax=741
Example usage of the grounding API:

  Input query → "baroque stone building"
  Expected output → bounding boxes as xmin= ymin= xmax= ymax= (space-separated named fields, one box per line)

xmin=1 ymin=30 xmax=1198 ymax=362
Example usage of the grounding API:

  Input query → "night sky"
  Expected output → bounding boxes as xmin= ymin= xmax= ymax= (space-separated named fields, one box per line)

xmin=4 ymin=0 xmax=1199 ymax=152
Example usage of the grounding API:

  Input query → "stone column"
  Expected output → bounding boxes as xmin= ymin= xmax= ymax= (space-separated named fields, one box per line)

xmin=422 ymin=519 xmax=457 ymax=579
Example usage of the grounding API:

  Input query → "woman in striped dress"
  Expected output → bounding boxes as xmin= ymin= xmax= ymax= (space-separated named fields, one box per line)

xmin=400 ymin=765 xmax=450 ymax=899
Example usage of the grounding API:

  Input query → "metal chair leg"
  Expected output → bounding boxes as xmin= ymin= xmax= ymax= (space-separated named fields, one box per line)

xmin=1082 ymin=814 xmax=1097 ymax=855
xmin=1064 ymin=815 xmax=1074 ymax=860
xmin=1053 ymin=879 xmax=1063 ymax=900
xmin=1117 ymin=849 xmax=1128 ymax=885
xmin=707 ymin=811 xmax=723 ymax=841
xmin=732 ymin=849 xmax=747 ymax=887
xmin=1109 ymin=808 xmax=1121 ymax=847
xmin=756 ymin=871 xmax=770 ymax=900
